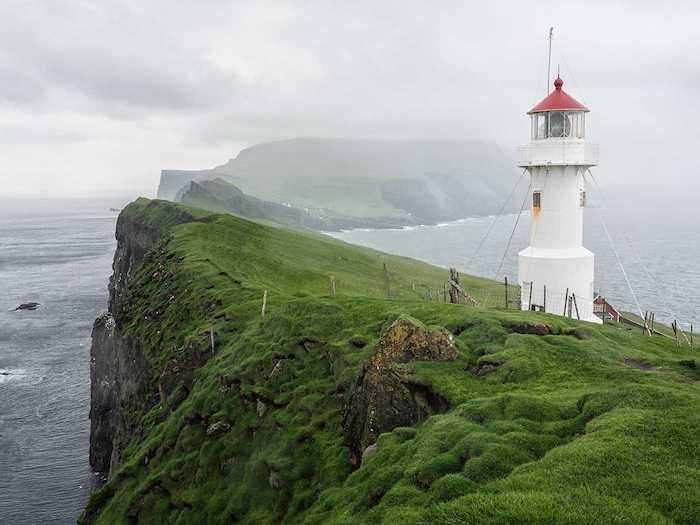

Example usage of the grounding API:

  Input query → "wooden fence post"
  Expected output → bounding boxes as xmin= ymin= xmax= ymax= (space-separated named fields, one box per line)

xmin=672 ymin=320 xmax=679 ymax=346
xmin=210 ymin=326 xmax=215 ymax=353
xmin=563 ymin=288 xmax=569 ymax=316
xmin=572 ymin=293 xmax=580 ymax=320
xmin=543 ymin=285 xmax=547 ymax=312
xmin=528 ymin=281 xmax=534 ymax=312
xmin=504 ymin=277 xmax=509 ymax=309
xmin=330 ymin=276 xmax=336 ymax=296
xmin=691 ymin=324 xmax=694 ymax=347
xmin=449 ymin=268 xmax=460 ymax=304
xmin=261 ymin=290 xmax=268 ymax=318
xmin=383 ymin=263 xmax=392 ymax=298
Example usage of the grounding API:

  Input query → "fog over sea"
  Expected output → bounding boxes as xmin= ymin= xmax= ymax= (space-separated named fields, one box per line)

xmin=0 ymin=191 xmax=698 ymax=523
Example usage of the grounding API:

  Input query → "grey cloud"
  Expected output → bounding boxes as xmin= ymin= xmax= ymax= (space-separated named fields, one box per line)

xmin=0 ymin=0 xmax=699 ymax=195
xmin=0 ymin=1 xmax=238 ymax=113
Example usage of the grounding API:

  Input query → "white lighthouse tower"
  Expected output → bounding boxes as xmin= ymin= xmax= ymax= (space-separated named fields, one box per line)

xmin=517 ymin=76 xmax=601 ymax=323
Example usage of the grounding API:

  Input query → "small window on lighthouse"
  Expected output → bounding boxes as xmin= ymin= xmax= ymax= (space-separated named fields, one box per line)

xmin=579 ymin=190 xmax=587 ymax=207
xmin=548 ymin=112 xmax=571 ymax=137
xmin=533 ymin=191 xmax=542 ymax=209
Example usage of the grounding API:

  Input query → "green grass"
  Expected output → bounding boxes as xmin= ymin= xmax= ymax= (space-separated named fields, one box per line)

xmin=81 ymin=199 xmax=700 ymax=525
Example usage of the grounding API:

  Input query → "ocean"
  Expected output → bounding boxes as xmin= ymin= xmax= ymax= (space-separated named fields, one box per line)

xmin=0 ymin=198 xmax=119 ymax=524
xmin=0 ymin=191 xmax=697 ymax=523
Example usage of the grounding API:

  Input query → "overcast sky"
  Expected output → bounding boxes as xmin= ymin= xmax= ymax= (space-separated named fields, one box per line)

xmin=1 ymin=0 xmax=698 ymax=197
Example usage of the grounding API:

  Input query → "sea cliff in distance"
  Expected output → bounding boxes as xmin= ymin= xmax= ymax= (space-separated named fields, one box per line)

xmin=157 ymin=137 xmax=518 ymax=228
xmin=81 ymin=198 xmax=700 ymax=524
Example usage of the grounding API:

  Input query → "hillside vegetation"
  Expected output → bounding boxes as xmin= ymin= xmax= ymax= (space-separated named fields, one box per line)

xmin=177 ymin=178 xmax=413 ymax=231
xmin=82 ymin=199 xmax=700 ymax=524
xmin=157 ymin=138 xmax=518 ymax=225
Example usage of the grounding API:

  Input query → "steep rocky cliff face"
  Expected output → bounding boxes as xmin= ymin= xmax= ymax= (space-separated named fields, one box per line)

xmin=89 ymin=199 xmax=203 ymax=476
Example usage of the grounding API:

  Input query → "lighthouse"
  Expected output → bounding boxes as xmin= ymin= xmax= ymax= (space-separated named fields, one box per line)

xmin=517 ymin=76 xmax=601 ymax=323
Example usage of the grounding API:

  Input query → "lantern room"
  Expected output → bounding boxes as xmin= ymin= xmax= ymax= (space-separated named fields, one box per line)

xmin=528 ymin=77 xmax=589 ymax=140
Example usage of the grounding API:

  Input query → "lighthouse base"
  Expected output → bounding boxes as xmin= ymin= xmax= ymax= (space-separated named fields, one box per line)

xmin=518 ymin=246 xmax=601 ymax=324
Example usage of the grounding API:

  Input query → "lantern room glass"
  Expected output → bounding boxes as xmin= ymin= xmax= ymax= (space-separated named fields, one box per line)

xmin=531 ymin=111 xmax=585 ymax=140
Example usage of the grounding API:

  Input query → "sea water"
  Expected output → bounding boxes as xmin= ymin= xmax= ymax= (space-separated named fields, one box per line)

xmin=0 ymin=198 xmax=119 ymax=524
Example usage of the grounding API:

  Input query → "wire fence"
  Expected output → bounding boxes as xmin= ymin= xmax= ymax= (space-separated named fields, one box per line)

xmin=407 ymin=269 xmax=697 ymax=350
xmin=416 ymin=282 xmax=521 ymax=310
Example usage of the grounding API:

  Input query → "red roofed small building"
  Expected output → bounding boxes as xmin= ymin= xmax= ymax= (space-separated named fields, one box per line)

xmin=593 ymin=295 xmax=621 ymax=322
xmin=518 ymin=76 xmax=601 ymax=323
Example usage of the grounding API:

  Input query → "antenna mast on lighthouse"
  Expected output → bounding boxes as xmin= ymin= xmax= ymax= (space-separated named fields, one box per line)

xmin=547 ymin=27 xmax=554 ymax=94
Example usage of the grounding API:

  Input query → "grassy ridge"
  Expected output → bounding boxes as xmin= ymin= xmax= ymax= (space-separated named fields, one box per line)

xmin=82 ymin=199 xmax=700 ymax=524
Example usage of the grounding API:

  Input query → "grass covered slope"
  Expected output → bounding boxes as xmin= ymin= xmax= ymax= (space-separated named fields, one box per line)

xmin=177 ymin=178 xmax=413 ymax=231
xmin=82 ymin=199 xmax=700 ymax=524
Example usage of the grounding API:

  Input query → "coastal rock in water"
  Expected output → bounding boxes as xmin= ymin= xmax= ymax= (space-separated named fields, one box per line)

xmin=343 ymin=316 xmax=455 ymax=465
xmin=15 ymin=302 xmax=40 ymax=311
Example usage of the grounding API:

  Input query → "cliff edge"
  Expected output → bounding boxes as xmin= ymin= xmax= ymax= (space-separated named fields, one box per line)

xmin=83 ymin=199 xmax=700 ymax=525
xmin=89 ymin=199 xmax=207 ymax=476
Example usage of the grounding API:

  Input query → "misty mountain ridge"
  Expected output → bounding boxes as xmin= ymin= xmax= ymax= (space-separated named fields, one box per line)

xmin=178 ymin=178 xmax=417 ymax=231
xmin=158 ymin=137 xmax=518 ymax=227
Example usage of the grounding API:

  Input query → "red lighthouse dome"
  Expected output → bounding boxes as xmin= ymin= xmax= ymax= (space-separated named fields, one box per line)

xmin=528 ymin=76 xmax=588 ymax=114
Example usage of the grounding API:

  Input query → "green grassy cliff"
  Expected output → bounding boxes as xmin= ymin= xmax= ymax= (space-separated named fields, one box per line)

xmin=82 ymin=199 xmax=700 ymax=524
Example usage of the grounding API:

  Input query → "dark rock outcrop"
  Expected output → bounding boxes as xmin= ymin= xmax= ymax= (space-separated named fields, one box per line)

xmin=206 ymin=421 xmax=231 ymax=437
xmin=89 ymin=200 xmax=202 ymax=477
xmin=343 ymin=316 xmax=456 ymax=465
xmin=89 ymin=320 xmax=150 ymax=474
xmin=503 ymin=322 xmax=553 ymax=336
xmin=14 ymin=302 xmax=40 ymax=311
xmin=158 ymin=343 xmax=209 ymax=407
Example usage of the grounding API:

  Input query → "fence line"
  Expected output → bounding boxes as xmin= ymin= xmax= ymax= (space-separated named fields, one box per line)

xmin=411 ymin=269 xmax=697 ymax=349
xmin=324 ymin=264 xmax=696 ymax=349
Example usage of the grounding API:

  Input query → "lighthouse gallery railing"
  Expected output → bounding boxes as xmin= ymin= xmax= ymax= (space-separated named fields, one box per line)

xmin=518 ymin=142 xmax=598 ymax=167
